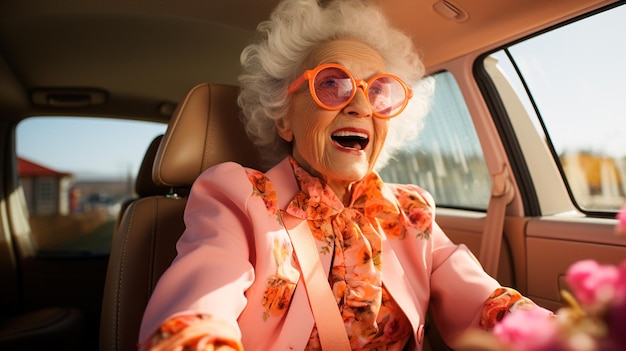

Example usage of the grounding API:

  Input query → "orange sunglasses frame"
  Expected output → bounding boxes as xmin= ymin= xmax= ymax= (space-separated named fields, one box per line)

xmin=287 ymin=63 xmax=413 ymax=119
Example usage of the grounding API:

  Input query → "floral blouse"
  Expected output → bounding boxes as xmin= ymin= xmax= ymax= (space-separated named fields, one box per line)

xmin=145 ymin=158 xmax=539 ymax=350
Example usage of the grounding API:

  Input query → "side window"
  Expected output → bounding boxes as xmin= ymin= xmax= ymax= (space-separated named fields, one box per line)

xmin=485 ymin=4 xmax=625 ymax=213
xmin=17 ymin=117 xmax=167 ymax=254
xmin=380 ymin=71 xmax=491 ymax=210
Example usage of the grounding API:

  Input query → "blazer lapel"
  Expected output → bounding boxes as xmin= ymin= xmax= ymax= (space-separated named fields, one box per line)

xmin=264 ymin=158 xmax=322 ymax=349
xmin=265 ymin=158 xmax=334 ymax=274
xmin=266 ymin=158 xmax=422 ymax=348
xmin=382 ymin=235 xmax=423 ymax=339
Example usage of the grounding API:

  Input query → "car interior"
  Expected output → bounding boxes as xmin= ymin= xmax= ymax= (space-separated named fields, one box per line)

xmin=1 ymin=0 xmax=624 ymax=350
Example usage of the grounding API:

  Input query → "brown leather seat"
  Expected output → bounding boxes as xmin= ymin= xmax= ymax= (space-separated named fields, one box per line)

xmin=100 ymin=83 xmax=263 ymax=351
xmin=113 ymin=134 xmax=169 ymax=235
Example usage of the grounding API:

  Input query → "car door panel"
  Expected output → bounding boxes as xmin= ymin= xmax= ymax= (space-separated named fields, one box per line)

xmin=525 ymin=218 xmax=626 ymax=310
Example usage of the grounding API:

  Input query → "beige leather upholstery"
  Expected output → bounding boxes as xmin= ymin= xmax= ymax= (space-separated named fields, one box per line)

xmin=114 ymin=135 xmax=169 ymax=232
xmin=135 ymin=135 xmax=170 ymax=198
xmin=153 ymin=83 xmax=265 ymax=187
xmin=100 ymin=83 xmax=263 ymax=351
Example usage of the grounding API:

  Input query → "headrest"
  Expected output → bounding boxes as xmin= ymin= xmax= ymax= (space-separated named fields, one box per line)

xmin=152 ymin=83 xmax=263 ymax=188
xmin=135 ymin=135 xmax=171 ymax=197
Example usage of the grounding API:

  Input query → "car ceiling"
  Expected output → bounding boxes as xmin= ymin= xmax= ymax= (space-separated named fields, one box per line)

xmin=0 ymin=0 xmax=617 ymax=122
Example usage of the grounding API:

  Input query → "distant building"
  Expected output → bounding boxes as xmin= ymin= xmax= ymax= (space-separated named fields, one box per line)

xmin=18 ymin=157 xmax=73 ymax=216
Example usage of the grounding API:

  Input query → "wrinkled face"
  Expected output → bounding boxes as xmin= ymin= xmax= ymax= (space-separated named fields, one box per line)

xmin=277 ymin=39 xmax=389 ymax=195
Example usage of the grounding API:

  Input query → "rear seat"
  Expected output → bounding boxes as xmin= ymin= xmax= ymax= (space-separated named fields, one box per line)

xmin=0 ymin=302 xmax=85 ymax=349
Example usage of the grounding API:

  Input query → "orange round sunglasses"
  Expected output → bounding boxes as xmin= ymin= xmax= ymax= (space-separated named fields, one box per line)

xmin=287 ymin=63 xmax=413 ymax=119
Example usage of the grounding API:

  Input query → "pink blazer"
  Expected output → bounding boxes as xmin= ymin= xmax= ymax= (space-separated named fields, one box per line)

xmin=139 ymin=158 xmax=500 ymax=350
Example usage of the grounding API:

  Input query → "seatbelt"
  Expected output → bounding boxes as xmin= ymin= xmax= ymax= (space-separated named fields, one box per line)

xmin=279 ymin=211 xmax=352 ymax=351
xmin=479 ymin=165 xmax=515 ymax=278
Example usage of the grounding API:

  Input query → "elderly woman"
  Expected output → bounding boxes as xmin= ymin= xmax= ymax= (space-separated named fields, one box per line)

xmin=139 ymin=0 xmax=547 ymax=350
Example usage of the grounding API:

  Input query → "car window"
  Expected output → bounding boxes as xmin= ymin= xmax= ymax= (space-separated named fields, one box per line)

xmin=379 ymin=71 xmax=491 ymax=210
xmin=16 ymin=116 xmax=167 ymax=254
xmin=485 ymin=4 xmax=625 ymax=213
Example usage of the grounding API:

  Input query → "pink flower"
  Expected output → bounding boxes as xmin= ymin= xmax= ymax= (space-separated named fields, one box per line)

xmin=493 ymin=307 xmax=564 ymax=351
xmin=566 ymin=260 xmax=620 ymax=308
xmin=484 ymin=259 xmax=626 ymax=351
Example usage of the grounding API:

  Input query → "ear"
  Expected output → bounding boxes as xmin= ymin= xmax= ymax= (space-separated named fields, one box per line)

xmin=275 ymin=117 xmax=293 ymax=142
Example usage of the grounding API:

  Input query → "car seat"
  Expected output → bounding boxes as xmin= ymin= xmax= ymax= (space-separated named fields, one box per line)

xmin=99 ymin=83 xmax=262 ymax=351
xmin=113 ymin=134 xmax=168 ymax=237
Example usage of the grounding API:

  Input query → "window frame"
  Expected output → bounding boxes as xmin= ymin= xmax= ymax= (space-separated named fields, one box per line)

xmin=473 ymin=2 xmax=625 ymax=219
xmin=15 ymin=115 xmax=168 ymax=256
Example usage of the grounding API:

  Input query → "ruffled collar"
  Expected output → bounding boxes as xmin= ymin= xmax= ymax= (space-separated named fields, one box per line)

xmin=285 ymin=157 xmax=399 ymax=222
xmin=284 ymin=157 xmax=433 ymax=241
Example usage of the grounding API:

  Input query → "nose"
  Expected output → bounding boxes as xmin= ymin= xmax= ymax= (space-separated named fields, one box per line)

xmin=343 ymin=82 xmax=372 ymax=118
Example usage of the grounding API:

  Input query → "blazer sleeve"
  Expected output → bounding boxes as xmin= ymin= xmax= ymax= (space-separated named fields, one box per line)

xmin=138 ymin=162 xmax=256 ymax=346
xmin=427 ymin=221 xmax=500 ymax=347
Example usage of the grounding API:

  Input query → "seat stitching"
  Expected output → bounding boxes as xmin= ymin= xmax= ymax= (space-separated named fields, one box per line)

xmin=116 ymin=203 xmax=137 ymax=350
xmin=147 ymin=199 xmax=158 ymax=298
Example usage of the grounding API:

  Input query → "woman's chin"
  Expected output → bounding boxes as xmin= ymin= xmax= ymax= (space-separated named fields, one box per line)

xmin=323 ymin=161 xmax=372 ymax=185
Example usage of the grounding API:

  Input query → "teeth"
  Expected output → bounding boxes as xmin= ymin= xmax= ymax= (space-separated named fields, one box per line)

xmin=331 ymin=130 xmax=369 ymax=150
xmin=331 ymin=131 xmax=368 ymax=139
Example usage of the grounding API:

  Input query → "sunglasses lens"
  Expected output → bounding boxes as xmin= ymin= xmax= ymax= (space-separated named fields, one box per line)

xmin=313 ymin=67 xmax=353 ymax=108
xmin=309 ymin=66 xmax=408 ymax=117
xmin=368 ymin=76 xmax=407 ymax=117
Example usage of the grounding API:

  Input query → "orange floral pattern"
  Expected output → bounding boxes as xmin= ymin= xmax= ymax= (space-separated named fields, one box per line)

xmin=479 ymin=287 xmax=538 ymax=330
xmin=261 ymin=237 xmax=299 ymax=320
xmin=281 ymin=158 xmax=418 ymax=350
xmin=146 ymin=159 xmax=535 ymax=350
xmin=145 ymin=313 xmax=243 ymax=351
xmin=246 ymin=170 xmax=299 ymax=321
xmin=246 ymin=169 xmax=279 ymax=220
xmin=154 ymin=314 xmax=203 ymax=340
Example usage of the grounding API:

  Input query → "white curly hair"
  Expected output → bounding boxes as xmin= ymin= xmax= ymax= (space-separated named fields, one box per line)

xmin=238 ymin=0 xmax=434 ymax=170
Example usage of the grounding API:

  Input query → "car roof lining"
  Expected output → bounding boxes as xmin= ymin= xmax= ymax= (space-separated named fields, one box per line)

xmin=0 ymin=0 xmax=618 ymax=121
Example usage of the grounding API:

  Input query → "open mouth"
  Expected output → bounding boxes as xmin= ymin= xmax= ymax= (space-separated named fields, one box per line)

xmin=331 ymin=130 xmax=370 ymax=151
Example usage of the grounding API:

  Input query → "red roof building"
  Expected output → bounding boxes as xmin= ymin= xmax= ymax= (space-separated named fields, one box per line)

xmin=18 ymin=157 xmax=72 ymax=178
xmin=18 ymin=157 xmax=73 ymax=216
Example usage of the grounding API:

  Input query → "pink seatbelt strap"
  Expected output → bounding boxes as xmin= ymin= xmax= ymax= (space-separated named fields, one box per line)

xmin=279 ymin=210 xmax=352 ymax=351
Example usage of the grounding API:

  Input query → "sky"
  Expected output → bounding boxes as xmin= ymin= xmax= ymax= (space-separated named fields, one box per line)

xmin=496 ymin=5 xmax=626 ymax=159
xmin=16 ymin=5 xmax=626 ymax=181
xmin=17 ymin=117 xmax=167 ymax=180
